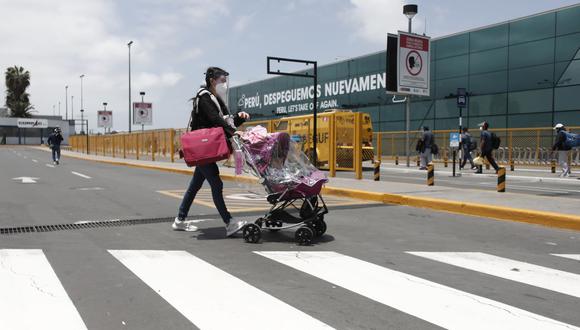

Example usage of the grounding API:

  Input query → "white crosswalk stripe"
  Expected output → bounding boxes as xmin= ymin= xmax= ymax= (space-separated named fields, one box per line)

xmin=408 ymin=252 xmax=580 ymax=298
xmin=2 ymin=248 xmax=579 ymax=330
xmin=0 ymin=249 xmax=88 ymax=330
xmin=552 ymin=254 xmax=580 ymax=261
xmin=108 ymin=250 xmax=333 ymax=330
xmin=255 ymin=251 xmax=580 ymax=330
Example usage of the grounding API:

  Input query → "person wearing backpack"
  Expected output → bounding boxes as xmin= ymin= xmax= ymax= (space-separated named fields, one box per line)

xmin=552 ymin=123 xmax=572 ymax=177
xmin=173 ymin=67 xmax=251 ymax=236
xmin=477 ymin=121 xmax=499 ymax=173
xmin=418 ymin=126 xmax=434 ymax=170
xmin=47 ymin=127 xmax=64 ymax=165
xmin=460 ymin=127 xmax=477 ymax=170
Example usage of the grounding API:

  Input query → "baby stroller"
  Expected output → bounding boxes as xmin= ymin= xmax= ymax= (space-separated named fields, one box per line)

xmin=231 ymin=126 xmax=329 ymax=245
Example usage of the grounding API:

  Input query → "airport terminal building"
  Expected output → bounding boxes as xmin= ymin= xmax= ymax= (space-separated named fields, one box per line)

xmin=229 ymin=4 xmax=580 ymax=132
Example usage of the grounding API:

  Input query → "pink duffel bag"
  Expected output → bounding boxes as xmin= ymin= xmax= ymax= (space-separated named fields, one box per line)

xmin=180 ymin=127 xmax=230 ymax=167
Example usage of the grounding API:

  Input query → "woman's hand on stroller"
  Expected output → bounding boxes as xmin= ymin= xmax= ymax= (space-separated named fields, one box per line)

xmin=237 ymin=111 xmax=250 ymax=120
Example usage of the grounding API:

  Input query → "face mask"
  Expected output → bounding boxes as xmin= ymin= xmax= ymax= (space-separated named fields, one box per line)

xmin=215 ymin=82 xmax=228 ymax=101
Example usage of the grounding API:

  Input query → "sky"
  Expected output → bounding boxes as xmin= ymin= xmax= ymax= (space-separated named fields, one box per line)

xmin=1 ymin=0 xmax=578 ymax=132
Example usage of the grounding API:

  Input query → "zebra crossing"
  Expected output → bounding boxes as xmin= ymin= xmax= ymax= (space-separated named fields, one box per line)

xmin=1 ymin=249 xmax=578 ymax=329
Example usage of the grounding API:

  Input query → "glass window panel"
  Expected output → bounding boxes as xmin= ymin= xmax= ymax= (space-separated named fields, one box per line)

xmin=509 ymin=63 xmax=554 ymax=91
xmin=411 ymin=119 xmax=435 ymax=131
xmin=435 ymin=33 xmax=469 ymax=59
xmin=382 ymin=103 xmax=405 ymax=121
xmin=469 ymin=93 xmax=507 ymax=116
xmin=509 ymin=13 xmax=555 ymax=44
xmin=467 ymin=115 xmax=506 ymax=129
xmin=555 ymin=59 xmax=580 ymax=87
xmin=557 ymin=5 xmax=580 ymax=35
xmin=380 ymin=120 xmax=404 ymax=132
xmin=470 ymin=47 xmax=508 ymax=74
xmin=435 ymin=98 xmax=458 ymax=118
xmin=554 ymin=110 xmax=580 ymax=125
xmin=508 ymin=89 xmax=553 ymax=114
xmin=555 ymin=32 xmax=580 ymax=62
xmin=509 ymin=38 xmax=555 ymax=69
xmin=436 ymin=55 xmax=468 ymax=79
xmin=470 ymin=24 xmax=508 ymax=52
xmin=508 ymin=113 xmax=553 ymax=128
xmin=470 ymin=71 xmax=508 ymax=95
xmin=410 ymin=101 xmax=435 ymax=120
xmin=555 ymin=85 xmax=580 ymax=111
xmin=436 ymin=76 xmax=468 ymax=99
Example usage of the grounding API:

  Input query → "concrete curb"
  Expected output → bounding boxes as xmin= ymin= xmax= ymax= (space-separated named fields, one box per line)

xmin=46 ymin=148 xmax=580 ymax=231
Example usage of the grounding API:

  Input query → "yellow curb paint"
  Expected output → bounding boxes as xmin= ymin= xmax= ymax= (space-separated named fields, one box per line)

xmin=50 ymin=149 xmax=580 ymax=231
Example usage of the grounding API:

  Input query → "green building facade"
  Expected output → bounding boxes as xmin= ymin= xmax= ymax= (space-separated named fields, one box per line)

xmin=229 ymin=4 xmax=580 ymax=132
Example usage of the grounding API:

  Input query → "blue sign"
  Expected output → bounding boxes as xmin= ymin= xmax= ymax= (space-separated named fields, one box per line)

xmin=450 ymin=132 xmax=460 ymax=148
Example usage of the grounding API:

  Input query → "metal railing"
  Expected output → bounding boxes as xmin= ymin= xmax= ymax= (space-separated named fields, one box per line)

xmin=373 ymin=126 xmax=580 ymax=168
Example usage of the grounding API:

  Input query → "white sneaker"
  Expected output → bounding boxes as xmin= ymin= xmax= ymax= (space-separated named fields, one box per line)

xmin=226 ymin=218 xmax=248 ymax=237
xmin=172 ymin=218 xmax=198 ymax=232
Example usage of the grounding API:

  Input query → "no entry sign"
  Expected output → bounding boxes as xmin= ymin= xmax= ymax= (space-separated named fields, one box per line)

xmin=397 ymin=32 xmax=430 ymax=96
xmin=97 ymin=111 xmax=113 ymax=128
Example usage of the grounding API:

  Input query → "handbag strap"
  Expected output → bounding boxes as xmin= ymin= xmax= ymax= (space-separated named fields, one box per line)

xmin=188 ymin=88 xmax=231 ymax=132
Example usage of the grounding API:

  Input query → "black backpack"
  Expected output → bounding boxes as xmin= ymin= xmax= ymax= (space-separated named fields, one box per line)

xmin=491 ymin=132 xmax=501 ymax=149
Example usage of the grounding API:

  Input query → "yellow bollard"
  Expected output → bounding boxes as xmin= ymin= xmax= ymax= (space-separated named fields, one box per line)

xmin=427 ymin=164 xmax=434 ymax=186
xmin=497 ymin=167 xmax=506 ymax=192
xmin=444 ymin=156 xmax=448 ymax=168
xmin=395 ymin=155 xmax=399 ymax=166
xmin=551 ymin=160 xmax=556 ymax=173
xmin=510 ymin=160 xmax=514 ymax=171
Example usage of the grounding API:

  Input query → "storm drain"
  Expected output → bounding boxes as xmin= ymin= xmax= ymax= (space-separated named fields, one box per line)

xmin=0 ymin=217 xmax=177 ymax=235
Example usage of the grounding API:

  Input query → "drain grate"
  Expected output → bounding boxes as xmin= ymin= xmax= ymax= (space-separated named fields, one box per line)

xmin=0 ymin=217 xmax=177 ymax=235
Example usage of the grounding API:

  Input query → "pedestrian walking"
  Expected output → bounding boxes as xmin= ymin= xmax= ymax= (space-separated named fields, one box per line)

xmin=552 ymin=123 xmax=572 ymax=177
xmin=460 ymin=127 xmax=477 ymax=170
xmin=173 ymin=67 xmax=251 ymax=236
xmin=477 ymin=121 xmax=500 ymax=173
xmin=47 ymin=127 xmax=63 ymax=165
xmin=416 ymin=126 xmax=434 ymax=170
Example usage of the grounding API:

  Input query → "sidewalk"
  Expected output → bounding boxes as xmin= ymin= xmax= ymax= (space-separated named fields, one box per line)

xmin=34 ymin=147 xmax=580 ymax=230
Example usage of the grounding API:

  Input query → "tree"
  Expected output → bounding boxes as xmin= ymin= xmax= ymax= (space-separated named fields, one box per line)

xmin=5 ymin=66 xmax=34 ymax=118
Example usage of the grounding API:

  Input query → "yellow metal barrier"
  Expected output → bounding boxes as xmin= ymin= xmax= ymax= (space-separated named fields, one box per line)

xmin=373 ymin=126 xmax=580 ymax=168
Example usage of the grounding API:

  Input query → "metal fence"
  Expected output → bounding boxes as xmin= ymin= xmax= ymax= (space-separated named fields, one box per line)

xmin=374 ymin=126 xmax=580 ymax=167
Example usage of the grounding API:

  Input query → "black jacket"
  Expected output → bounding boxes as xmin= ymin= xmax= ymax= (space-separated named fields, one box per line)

xmin=190 ymin=90 xmax=245 ymax=138
xmin=47 ymin=133 xmax=63 ymax=147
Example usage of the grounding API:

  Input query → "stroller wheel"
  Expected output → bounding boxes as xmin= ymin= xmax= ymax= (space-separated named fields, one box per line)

xmin=309 ymin=219 xmax=327 ymax=237
xmin=266 ymin=219 xmax=283 ymax=232
xmin=295 ymin=226 xmax=314 ymax=245
xmin=243 ymin=224 xmax=261 ymax=244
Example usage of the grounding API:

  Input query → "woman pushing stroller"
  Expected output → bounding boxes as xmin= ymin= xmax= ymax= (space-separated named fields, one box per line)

xmin=173 ymin=67 xmax=251 ymax=237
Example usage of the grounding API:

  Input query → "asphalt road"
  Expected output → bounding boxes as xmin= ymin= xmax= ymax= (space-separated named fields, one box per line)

xmin=1 ymin=147 xmax=579 ymax=330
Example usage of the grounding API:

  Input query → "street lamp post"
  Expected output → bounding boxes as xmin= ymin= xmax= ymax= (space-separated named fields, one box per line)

xmin=128 ymin=41 xmax=133 ymax=133
xmin=65 ymin=85 xmax=68 ymax=120
xmin=140 ymin=91 xmax=145 ymax=132
xmin=80 ymin=109 xmax=85 ymax=135
xmin=403 ymin=4 xmax=418 ymax=167
xmin=71 ymin=95 xmax=74 ymax=125
xmin=80 ymin=74 xmax=85 ymax=132
xmin=103 ymin=102 xmax=108 ymax=134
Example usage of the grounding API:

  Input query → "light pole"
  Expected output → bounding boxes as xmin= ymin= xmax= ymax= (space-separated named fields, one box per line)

xmin=71 ymin=95 xmax=74 ymax=125
xmin=80 ymin=108 xmax=85 ymax=135
xmin=403 ymin=4 xmax=418 ymax=167
xmin=128 ymin=41 xmax=133 ymax=133
xmin=103 ymin=102 xmax=108 ymax=134
xmin=80 ymin=74 xmax=85 ymax=114
xmin=65 ymin=85 xmax=68 ymax=120
xmin=58 ymin=101 xmax=61 ymax=116
xmin=140 ymin=91 xmax=145 ymax=132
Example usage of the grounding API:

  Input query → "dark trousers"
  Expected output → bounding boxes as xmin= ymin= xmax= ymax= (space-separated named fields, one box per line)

xmin=460 ymin=148 xmax=474 ymax=168
xmin=482 ymin=150 xmax=499 ymax=171
xmin=178 ymin=163 xmax=232 ymax=224
xmin=51 ymin=146 xmax=61 ymax=162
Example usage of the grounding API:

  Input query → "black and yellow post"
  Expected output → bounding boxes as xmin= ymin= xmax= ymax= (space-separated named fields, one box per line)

xmin=374 ymin=160 xmax=381 ymax=181
xmin=427 ymin=164 xmax=434 ymax=186
xmin=444 ymin=156 xmax=448 ymax=168
xmin=497 ymin=167 xmax=506 ymax=192
xmin=395 ymin=155 xmax=399 ymax=165
xmin=416 ymin=156 xmax=420 ymax=167
xmin=551 ymin=159 xmax=556 ymax=173
xmin=510 ymin=160 xmax=514 ymax=171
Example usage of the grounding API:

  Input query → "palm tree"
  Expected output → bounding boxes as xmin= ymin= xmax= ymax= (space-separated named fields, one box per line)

xmin=5 ymin=66 xmax=34 ymax=118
